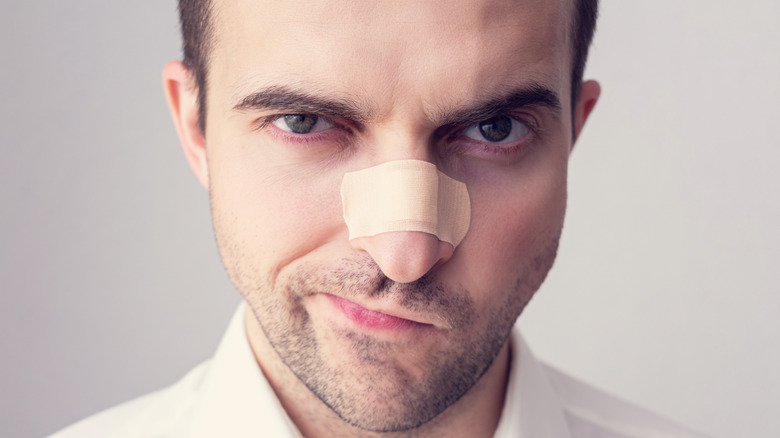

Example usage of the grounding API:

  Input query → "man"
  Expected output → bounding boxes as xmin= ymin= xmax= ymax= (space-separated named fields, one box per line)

xmin=52 ymin=0 xmax=709 ymax=437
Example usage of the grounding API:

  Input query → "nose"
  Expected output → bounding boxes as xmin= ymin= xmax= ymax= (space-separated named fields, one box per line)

xmin=350 ymin=231 xmax=455 ymax=283
xmin=341 ymin=159 xmax=470 ymax=283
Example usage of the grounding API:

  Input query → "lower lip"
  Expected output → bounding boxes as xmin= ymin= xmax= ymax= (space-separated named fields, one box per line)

xmin=327 ymin=295 xmax=421 ymax=331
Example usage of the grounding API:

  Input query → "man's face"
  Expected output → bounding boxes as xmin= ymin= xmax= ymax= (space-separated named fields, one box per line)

xmin=203 ymin=0 xmax=574 ymax=431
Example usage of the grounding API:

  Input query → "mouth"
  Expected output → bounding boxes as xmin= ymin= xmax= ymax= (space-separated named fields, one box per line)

xmin=325 ymin=294 xmax=434 ymax=331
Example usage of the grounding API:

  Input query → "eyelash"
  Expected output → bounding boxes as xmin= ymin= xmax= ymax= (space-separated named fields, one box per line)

xmin=446 ymin=114 xmax=540 ymax=157
xmin=256 ymin=115 xmax=348 ymax=145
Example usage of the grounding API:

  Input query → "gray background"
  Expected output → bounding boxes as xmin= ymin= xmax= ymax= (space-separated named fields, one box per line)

xmin=1 ymin=1 xmax=777 ymax=437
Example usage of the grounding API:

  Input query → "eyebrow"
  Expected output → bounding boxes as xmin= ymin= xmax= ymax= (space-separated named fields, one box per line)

xmin=232 ymin=83 xmax=561 ymax=127
xmin=233 ymin=85 xmax=373 ymax=123
xmin=430 ymin=84 xmax=563 ymax=128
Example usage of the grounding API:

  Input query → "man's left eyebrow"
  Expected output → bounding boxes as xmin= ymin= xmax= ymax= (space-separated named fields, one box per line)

xmin=433 ymin=84 xmax=563 ymax=127
xmin=232 ymin=85 xmax=371 ymax=123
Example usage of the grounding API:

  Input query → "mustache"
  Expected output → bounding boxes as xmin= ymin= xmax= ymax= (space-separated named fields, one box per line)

xmin=289 ymin=253 xmax=474 ymax=329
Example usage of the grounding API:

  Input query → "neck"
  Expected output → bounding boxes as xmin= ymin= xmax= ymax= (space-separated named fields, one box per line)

xmin=244 ymin=306 xmax=511 ymax=438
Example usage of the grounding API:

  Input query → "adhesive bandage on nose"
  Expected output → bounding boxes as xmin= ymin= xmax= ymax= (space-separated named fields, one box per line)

xmin=340 ymin=160 xmax=471 ymax=246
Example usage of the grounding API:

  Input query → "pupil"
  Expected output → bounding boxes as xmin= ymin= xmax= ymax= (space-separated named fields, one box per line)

xmin=284 ymin=114 xmax=318 ymax=134
xmin=478 ymin=116 xmax=512 ymax=142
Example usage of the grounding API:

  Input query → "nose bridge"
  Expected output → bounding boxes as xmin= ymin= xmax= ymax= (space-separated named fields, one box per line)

xmin=341 ymin=160 xmax=471 ymax=283
xmin=371 ymin=120 xmax=434 ymax=164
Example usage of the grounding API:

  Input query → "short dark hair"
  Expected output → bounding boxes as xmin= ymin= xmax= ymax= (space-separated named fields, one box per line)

xmin=178 ymin=0 xmax=214 ymax=134
xmin=177 ymin=0 xmax=598 ymax=135
xmin=570 ymin=0 xmax=599 ymax=123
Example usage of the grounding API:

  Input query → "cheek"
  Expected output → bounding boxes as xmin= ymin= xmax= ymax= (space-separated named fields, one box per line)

xmin=452 ymin=153 xmax=568 ymax=298
xmin=207 ymin=144 xmax=346 ymax=286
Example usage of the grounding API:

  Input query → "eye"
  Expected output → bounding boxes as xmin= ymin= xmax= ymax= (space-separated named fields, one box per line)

xmin=272 ymin=114 xmax=334 ymax=134
xmin=463 ymin=116 xmax=530 ymax=144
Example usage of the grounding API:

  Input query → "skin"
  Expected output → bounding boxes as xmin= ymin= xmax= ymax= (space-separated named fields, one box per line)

xmin=163 ymin=0 xmax=600 ymax=437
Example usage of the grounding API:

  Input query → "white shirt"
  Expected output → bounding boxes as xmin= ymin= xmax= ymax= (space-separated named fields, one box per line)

xmin=50 ymin=304 xmax=711 ymax=438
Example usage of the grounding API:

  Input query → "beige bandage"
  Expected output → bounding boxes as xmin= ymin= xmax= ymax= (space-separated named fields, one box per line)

xmin=341 ymin=160 xmax=471 ymax=246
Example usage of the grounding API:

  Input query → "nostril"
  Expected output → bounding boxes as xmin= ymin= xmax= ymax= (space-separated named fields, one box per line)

xmin=349 ymin=231 xmax=452 ymax=283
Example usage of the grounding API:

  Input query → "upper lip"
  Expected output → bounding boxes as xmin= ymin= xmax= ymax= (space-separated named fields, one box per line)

xmin=326 ymin=294 xmax=451 ymax=329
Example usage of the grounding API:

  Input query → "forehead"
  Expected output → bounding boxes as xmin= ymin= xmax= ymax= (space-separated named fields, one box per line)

xmin=209 ymin=0 xmax=573 ymax=117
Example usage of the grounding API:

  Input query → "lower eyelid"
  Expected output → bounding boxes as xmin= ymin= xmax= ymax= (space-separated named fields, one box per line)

xmin=265 ymin=120 xmax=355 ymax=147
xmin=267 ymin=127 xmax=332 ymax=146
xmin=444 ymin=129 xmax=537 ymax=158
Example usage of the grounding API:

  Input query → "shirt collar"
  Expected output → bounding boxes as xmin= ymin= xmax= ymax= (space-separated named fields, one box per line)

xmin=191 ymin=303 xmax=571 ymax=438
xmin=493 ymin=328 xmax=573 ymax=438
xmin=189 ymin=302 xmax=302 ymax=438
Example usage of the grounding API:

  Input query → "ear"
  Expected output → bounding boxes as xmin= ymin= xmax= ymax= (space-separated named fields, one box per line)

xmin=572 ymin=79 xmax=601 ymax=148
xmin=162 ymin=60 xmax=209 ymax=189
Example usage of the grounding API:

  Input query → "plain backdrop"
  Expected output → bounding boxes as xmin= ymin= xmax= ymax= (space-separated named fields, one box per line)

xmin=1 ymin=1 xmax=777 ymax=437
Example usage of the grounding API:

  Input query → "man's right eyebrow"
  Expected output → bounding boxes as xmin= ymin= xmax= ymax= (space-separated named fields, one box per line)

xmin=232 ymin=86 xmax=372 ymax=123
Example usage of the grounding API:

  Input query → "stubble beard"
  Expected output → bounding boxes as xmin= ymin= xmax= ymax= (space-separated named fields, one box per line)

xmin=233 ymin=236 xmax=560 ymax=434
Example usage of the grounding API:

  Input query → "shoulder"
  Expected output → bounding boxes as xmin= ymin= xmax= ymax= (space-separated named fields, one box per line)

xmin=541 ymin=363 xmax=713 ymax=438
xmin=48 ymin=360 xmax=211 ymax=438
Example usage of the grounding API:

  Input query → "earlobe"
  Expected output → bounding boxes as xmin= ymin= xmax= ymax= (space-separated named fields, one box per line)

xmin=572 ymin=80 xmax=601 ymax=147
xmin=162 ymin=60 xmax=209 ymax=189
